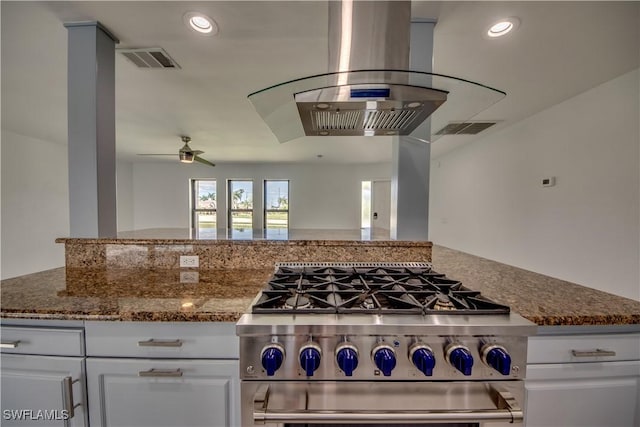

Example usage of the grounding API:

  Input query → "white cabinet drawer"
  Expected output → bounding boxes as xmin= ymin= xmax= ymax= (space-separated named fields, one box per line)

xmin=85 ymin=321 xmax=238 ymax=358
xmin=0 ymin=326 xmax=84 ymax=356
xmin=528 ymin=333 xmax=640 ymax=364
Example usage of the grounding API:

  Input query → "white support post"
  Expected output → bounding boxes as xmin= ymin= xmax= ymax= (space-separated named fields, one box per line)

xmin=64 ymin=22 xmax=119 ymax=237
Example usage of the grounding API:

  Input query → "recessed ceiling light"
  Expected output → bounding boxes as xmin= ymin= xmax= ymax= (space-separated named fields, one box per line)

xmin=487 ymin=17 xmax=520 ymax=38
xmin=183 ymin=12 xmax=218 ymax=36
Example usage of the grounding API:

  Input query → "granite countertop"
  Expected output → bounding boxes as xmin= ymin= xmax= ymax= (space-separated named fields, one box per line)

xmin=0 ymin=267 xmax=272 ymax=322
xmin=1 ymin=245 xmax=639 ymax=325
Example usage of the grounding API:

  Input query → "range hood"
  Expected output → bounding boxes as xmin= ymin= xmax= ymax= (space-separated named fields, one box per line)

xmin=248 ymin=1 xmax=505 ymax=143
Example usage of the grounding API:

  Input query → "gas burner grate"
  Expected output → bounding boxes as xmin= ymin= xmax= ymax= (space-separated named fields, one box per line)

xmin=251 ymin=264 xmax=510 ymax=315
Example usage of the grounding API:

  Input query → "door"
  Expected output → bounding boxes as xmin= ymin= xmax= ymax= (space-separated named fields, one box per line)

xmin=1 ymin=354 xmax=88 ymax=427
xmin=87 ymin=358 xmax=240 ymax=427
xmin=371 ymin=180 xmax=390 ymax=232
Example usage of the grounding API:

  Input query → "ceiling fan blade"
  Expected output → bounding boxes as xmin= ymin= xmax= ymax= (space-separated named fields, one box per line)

xmin=137 ymin=153 xmax=176 ymax=156
xmin=194 ymin=155 xmax=215 ymax=167
xmin=192 ymin=150 xmax=204 ymax=155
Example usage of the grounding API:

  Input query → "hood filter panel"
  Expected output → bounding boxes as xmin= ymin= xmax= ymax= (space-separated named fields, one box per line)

xmin=364 ymin=110 xmax=419 ymax=132
xmin=314 ymin=110 xmax=363 ymax=131
xmin=296 ymin=84 xmax=448 ymax=137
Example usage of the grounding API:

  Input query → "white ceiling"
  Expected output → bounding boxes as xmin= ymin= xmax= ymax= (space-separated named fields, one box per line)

xmin=2 ymin=1 xmax=638 ymax=164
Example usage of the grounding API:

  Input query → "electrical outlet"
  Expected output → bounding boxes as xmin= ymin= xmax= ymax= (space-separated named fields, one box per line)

xmin=180 ymin=271 xmax=199 ymax=283
xmin=179 ymin=255 xmax=199 ymax=268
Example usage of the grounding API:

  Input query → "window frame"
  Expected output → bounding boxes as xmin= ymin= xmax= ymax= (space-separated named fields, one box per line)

xmin=227 ymin=179 xmax=254 ymax=230
xmin=263 ymin=179 xmax=290 ymax=231
xmin=190 ymin=179 xmax=217 ymax=236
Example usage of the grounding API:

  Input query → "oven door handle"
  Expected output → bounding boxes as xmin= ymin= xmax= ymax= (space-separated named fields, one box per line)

xmin=253 ymin=385 xmax=522 ymax=424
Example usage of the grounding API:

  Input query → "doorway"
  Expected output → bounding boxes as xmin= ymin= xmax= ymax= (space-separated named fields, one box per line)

xmin=361 ymin=180 xmax=390 ymax=236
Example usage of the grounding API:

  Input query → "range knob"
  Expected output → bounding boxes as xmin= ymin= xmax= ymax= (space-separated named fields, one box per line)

xmin=446 ymin=343 xmax=473 ymax=376
xmin=261 ymin=343 xmax=285 ymax=377
xmin=481 ymin=344 xmax=512 ymax=376
xmin=299 ymin=343 xmax=322 ymax=377
xmin=335 ymin=343 xmax=359 ymax=376
xmin=409 ymin=344 xmax=436 ymax=376
xmin=372 ymin=344 xmax=396 ymax=377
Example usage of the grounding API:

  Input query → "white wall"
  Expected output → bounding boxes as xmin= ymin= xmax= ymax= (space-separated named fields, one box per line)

xmin=116 ymin=161 xmax=134 ymax=231
xmin=1 ymin=130 xmax=69 ymax=279
xmin=130 ymin=162 xmax=391 ymax=231
xmin=430 ymin=69 xmax=640 ymax=300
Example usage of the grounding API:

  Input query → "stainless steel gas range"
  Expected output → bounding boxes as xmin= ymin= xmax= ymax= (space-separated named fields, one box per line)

xmin=236 ymin=262 xmax=537 ymax=426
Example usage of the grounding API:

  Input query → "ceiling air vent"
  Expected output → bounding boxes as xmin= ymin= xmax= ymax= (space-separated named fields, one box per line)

xmin=118 ymin=48 xmax=181 ymax=69
xmin=435 ymin=121 xmax=497 ymax=136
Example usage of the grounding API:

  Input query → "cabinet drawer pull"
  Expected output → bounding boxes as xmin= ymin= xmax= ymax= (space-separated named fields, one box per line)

xmin=571 ymin=349 xmax=617 ymax=357
xmin=138 ymin=368 xmax=183 ymax=377
xmin=137 ymin=339 xmax=183 ymax=347
xmin=0 ymin=340 xmax=20 ymax=348
xmin=62 ymin=376 xmax=80 ymax=419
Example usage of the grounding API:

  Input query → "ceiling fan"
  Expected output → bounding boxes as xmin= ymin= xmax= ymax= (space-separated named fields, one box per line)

xmin=137 ymin=136 xmax=215 ymax=167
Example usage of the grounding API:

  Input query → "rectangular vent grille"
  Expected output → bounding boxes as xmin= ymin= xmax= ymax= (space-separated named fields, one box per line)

xmin=313 ymin=110 xmax=363 ymax=130
xmin=118 ymin=48 xmax=181 ymax=69
xmin=435 ymin=122 xmax=497 ymax=135
xmin=364 ymin=110 xmax=418 ymax=131
xmin=312 ymin=109 xmax=420 ymax=131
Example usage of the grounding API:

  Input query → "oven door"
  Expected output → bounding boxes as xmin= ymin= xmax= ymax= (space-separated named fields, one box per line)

xmin=242 ymin=381 xmax=524 ymax=426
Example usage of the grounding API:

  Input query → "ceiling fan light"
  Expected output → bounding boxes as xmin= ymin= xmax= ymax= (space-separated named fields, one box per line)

xmin=179 ymin=151 xmax=194 ymax=163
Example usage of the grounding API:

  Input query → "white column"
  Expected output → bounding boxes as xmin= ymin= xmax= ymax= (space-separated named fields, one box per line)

xmin=390 ymin=20 xmax=435 ymax=241
xmin=64 ymin=22 xmax=119 ymax=237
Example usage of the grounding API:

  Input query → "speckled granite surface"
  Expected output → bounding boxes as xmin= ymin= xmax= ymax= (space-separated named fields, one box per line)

xmin=431 ymin=246 xmax=640 ymax=326
xmin=0 ymin=267 xmax=271 ymax=322
xmin=58 ymin=237 xmax=432 ymax=269
xmin=2 ymin=246 xmax=639 ymax=324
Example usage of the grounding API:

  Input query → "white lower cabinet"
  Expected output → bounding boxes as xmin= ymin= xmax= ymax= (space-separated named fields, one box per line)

xmin=83 ymin=321 xmax=240 ymax=427
xmin=525 ymin=332 xmax=640 ymax=427
xmin=2 ymin=355 xmax=88 ymax=427
xmin=86 ymin=358 xmax=239 ymax=427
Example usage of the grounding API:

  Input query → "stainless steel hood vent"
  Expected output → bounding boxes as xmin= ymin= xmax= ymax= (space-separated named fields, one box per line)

xmin=248 ymin=1 xmax=505 ymax=144
xmin=296 ymin=84 xmax=447 ymax=136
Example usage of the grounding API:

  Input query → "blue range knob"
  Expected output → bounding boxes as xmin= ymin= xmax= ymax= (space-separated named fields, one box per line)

xmin=372 ymin=345 xmax=396 ymax=376
xmin=299 ymin=344 xmax=322 ymax=377
xmin=261 ymin=344 xmax=285 ymax=377
xmin=483 ymin=345 xmax=512 ymax=376
xmin=410 ymin=345 xmax=436 ymax=376
xmin=447 ymin=345 xmax=473 ymax=376
xmin=336 ymin=345 xmax=359 ymax=376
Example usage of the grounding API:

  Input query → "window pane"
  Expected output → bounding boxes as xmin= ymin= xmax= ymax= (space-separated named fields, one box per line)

xmin=265 ymin=180 xmax=289 ymax=211
xmin=266 ymin=211 xmax=288 ymax=229
xmin=195 ymin=212 xmax=217 ymax=239
xmin=230 ymin=212 xmax=253 ymax=239
xmin=230 ymin=181 xmax=253 ymax=210
xmin=195 ymin=180 xmax=217 ymax=210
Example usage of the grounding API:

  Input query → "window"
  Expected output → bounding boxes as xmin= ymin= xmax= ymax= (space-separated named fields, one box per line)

xmin=191 ymin=179 xmax=217 ymax=238
xmin=228 ymin=180 xmax=253 ymax=239
xmin=264 ymin=180 xmax=289 ymax=238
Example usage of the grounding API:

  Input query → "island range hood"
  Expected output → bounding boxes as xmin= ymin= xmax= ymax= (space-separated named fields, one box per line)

xmin=248 ymin=0 xmax=505 ymax=143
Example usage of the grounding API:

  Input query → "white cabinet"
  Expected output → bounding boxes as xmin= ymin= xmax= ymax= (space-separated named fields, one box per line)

xmin=86 ymin=358 xmax=239 ymax=427
xmin=525 ymin=331 xmax=640 ymax=427
xmin=1 ymin=325 xmax=88 ymax=427
xmin=84 ymin=321 xmax=240 ymax=427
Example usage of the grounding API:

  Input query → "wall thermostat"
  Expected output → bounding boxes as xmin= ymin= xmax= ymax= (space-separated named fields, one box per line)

xmin=542 ymin=177 xmax=556 ymax=187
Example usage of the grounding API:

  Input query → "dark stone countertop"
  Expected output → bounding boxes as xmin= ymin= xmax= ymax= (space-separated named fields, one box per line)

xmin=1 ymin=245 xmax=639 ymax=325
